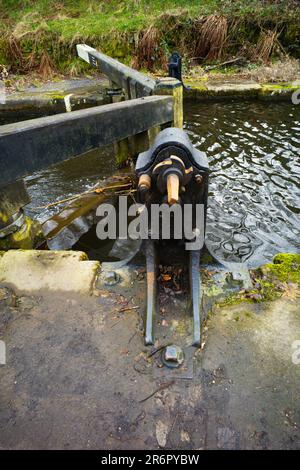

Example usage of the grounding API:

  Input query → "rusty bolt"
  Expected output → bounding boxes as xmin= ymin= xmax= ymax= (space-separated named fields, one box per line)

xmin=104 ymin=271 xmax=120 ymax=286
xmin=162 ymin=345 xmax=184 ymax=368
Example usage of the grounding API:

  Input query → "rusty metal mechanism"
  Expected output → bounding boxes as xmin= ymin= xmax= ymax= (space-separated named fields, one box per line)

xmin=135 ymin=128 xmax=209 ymax=346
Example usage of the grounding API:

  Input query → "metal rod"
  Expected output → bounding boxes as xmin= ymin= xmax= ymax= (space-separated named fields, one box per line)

xmin=145 ymin=239 xmax=157 ymax=345
xmin=189 ymin=249 xmax=201 ymax=346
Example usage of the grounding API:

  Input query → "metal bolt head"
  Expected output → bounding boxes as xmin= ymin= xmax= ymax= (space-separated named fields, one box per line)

xmin=195 ymin=174 xmax=203 ymax=184
xmin=162 ymin=345 xmax=184 ymax=368
xmin=104 ymin=271 xmax=120 ymax=286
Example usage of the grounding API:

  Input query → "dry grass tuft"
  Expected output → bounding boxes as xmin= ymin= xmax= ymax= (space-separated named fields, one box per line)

xmin=12 ymin=13 xmax=49 ymax=40
xmin=8 ymin=34 xmax=56 ymax=77
xmin=133 ymin=10 xmax=189 ymax=70
xmin=183 ymin=57 xmax=300 ymax=84
xmin=133 ymin=24 xmax=166 ymax=71
xmin=7 ymin=36 xmax=27 ymax=71
xmin=252 ymin=29 xmax=279 ymax=63
xmin=194 ymin=14 xmax=228 ymax=61
xmin=7 ymin=13 xmax=54 ymax=74
xmin=248 ymin=57 xmax=300 ymax=82
xmin=38 ymin=51 xmax=55 ymax=79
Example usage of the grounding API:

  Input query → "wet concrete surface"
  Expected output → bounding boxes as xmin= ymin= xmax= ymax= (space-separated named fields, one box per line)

xmin=0 ymin=78 xmax=111 ymax=124
xmin=0 ymin=266 xmax=299 ymax=449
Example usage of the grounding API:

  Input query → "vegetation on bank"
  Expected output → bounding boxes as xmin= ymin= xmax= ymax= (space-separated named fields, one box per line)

xmin=0 ymin=1 xmax=299 ymax=78
xmin=219 ymin=253 xmax=300 ymax=306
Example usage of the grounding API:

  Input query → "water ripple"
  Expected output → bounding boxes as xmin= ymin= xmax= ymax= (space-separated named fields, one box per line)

xmin=185 ymin=100 xmax=300 ymax=267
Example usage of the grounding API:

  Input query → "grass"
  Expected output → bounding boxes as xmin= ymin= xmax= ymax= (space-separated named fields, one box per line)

xmin=0 ymin=1 xmax=299 ymax=75
xmin=1 ymin=1 xmax=218 ymax=38
xmin=1 ymin=1 xmax=296 ymax=37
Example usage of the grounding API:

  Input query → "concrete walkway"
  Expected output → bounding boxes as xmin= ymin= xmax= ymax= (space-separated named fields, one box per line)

xmin=0 ymin=251 xmax=299 ymax=449
xmin=0 ymin=78 xmax=110 ymax=121
xmin=2 ymin=77 xmax=299 ymax=125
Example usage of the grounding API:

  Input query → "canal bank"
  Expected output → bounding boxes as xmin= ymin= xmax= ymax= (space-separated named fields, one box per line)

xmin=1 ymin=1 xmax=299 ymax=77
xmin=1 ymin=77 xmax=300 ymax=124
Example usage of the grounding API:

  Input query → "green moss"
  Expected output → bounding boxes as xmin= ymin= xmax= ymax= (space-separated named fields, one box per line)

xmin=0 ymin=216 xmax=44 ymax=250
xmin=78 ymin=252 xmax=89 ymax=261
xmin=217 ymin=253 xmax=300 ymax=307
xmin=205 ymin=284 xmax=224 ymax=298
xmin=91 ymin=261 xmax=101 ymax=275
xmin=260 ymin=253 xmax=300 ymax=284
xmin=263 ymin=83 xmax=291 ymax=90
xmin=251 ymin=280 xmax=281 ymax=302
xmin=186 ymin=82 xmax=208 ymax=90
xmin=115 ymin=139 xmax=131 ymax=166
xmin=175 ymin=83 xmax=289 ymax=101
xmin=218 ymin=292 xmax=253 ymax=307
xmin=101 ymin=37 xmax=132 ymax=61
xmin=183 ymin=83 xmax=208 ymax=99
xmin=260 ymin=83 xmax=300 ymax=97
xmin=0 ymin=49 xmax=8 ymax=65
xmin=0 ymin=238 xmax=10 ymax=251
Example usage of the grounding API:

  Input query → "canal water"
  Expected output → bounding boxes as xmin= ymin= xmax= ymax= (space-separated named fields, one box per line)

xmin=185 ymin=100 xmax=300 ymax=266
xmin=20 ymin=100 xmax=300 ymax=267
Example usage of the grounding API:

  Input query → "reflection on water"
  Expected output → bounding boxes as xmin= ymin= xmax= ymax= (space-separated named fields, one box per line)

xmin=25 ymin=144 xmax=116 ymax=223
xmin=185 ymin=100 xmax=300 ymax=267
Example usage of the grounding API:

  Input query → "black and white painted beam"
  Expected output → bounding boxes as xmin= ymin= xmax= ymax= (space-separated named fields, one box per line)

xmin=76 ymin=44 xmax=157 ymax=99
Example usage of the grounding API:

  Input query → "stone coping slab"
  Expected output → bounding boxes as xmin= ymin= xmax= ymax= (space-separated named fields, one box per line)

xmin=1 ymin=78 xmax=300 ymax=122
xmin=0 ymin=249 xmax=100 ymax=294
xmin=184 ymin=80 xmax=300 ymax=101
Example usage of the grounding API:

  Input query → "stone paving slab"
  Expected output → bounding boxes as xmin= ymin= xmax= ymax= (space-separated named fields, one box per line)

xmin=0 ymin=250 xmax=100 ymax=294
xmin=184 ymin=80 xmax=300 ymax=100
xmin=0 ymin=78 xmax=111 ymax=120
